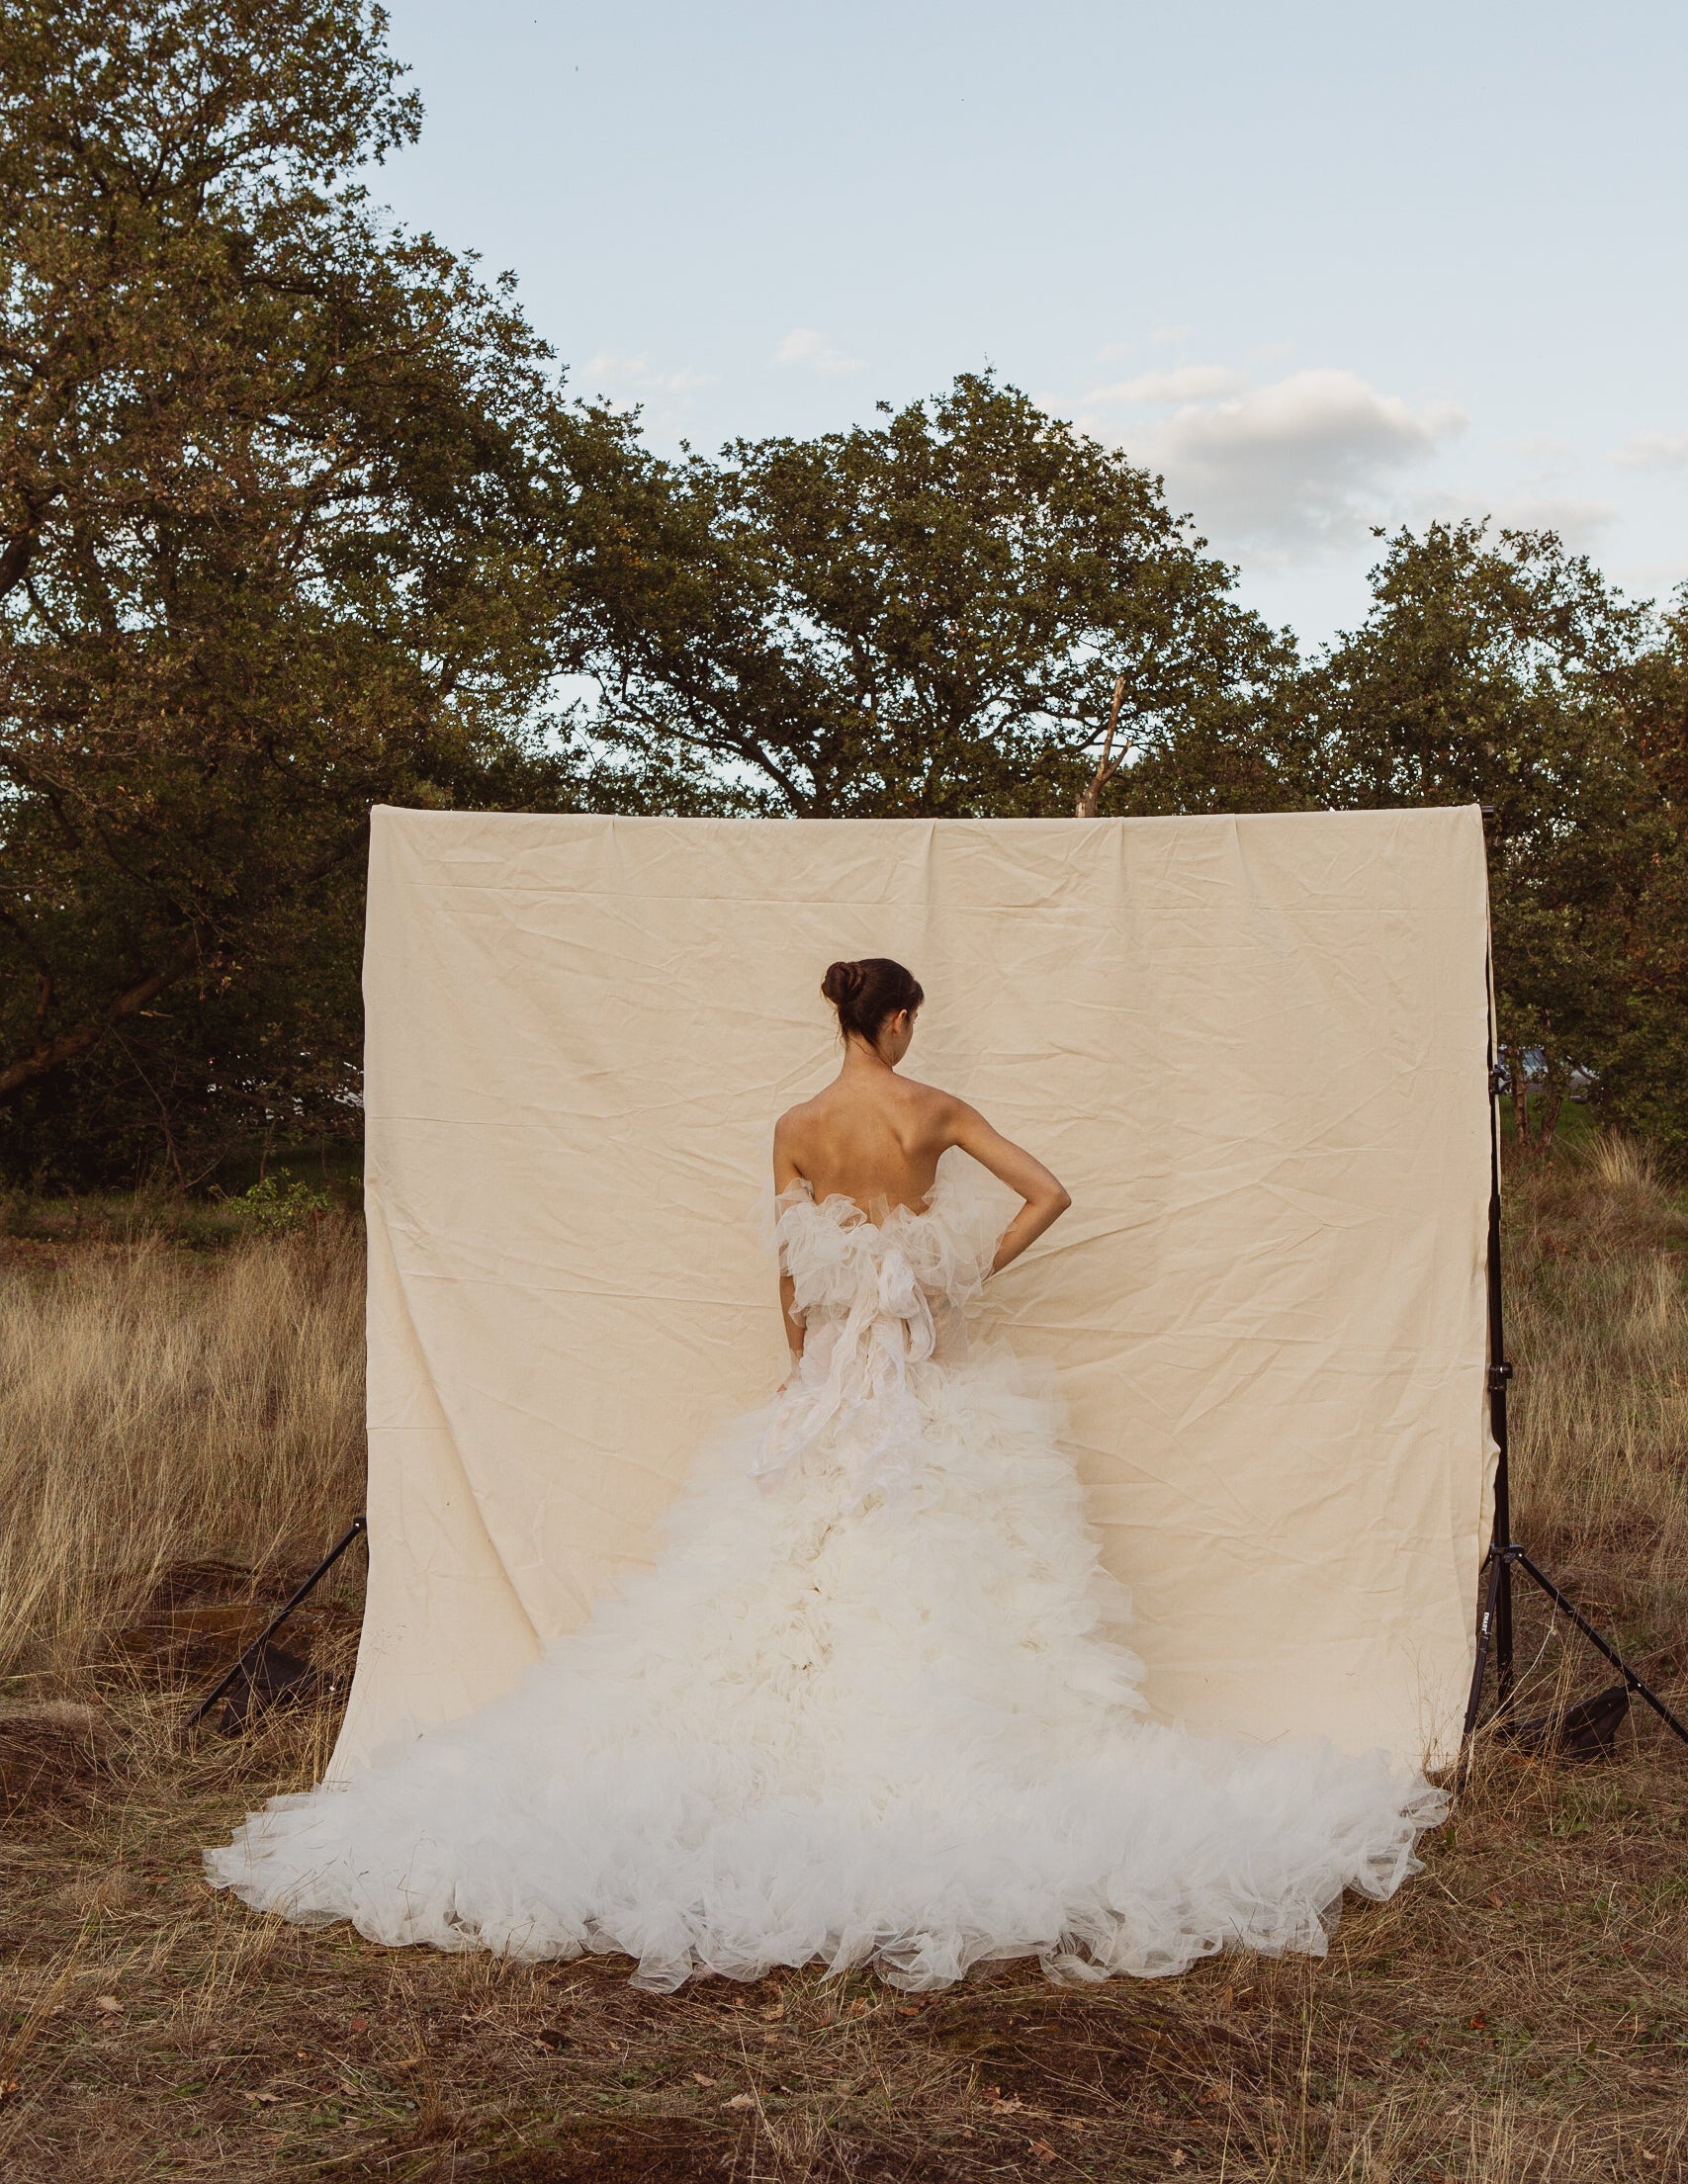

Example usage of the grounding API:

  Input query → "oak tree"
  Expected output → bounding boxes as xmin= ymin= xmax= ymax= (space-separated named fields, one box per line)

xmin=580 ymin=375 xmax=1292 ymax=819
xmin=0 ymin=0 xmax=637 ymax=1181
xmin=1291 ymin=522 xmax=1686 ymax=1153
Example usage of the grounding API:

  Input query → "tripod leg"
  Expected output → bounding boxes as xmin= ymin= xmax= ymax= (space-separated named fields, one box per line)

xmin=1493 ymin=1545 xmax=1516 ymax=1715
xmin=1511 ymin=1550 xmax=1688 ymax=1750
xmin=186 ymin=1516 xmax=369 ymax=1729
xmin=1481 ymin=986 xmax=1516 ymax=1716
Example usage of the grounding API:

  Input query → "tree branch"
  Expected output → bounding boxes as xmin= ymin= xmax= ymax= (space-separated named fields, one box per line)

xmin=0 ymin=929 xmax=210 ymax=1099
xmin=1075 ymin=672 xmax=1128 ymax=817
xmin=0 ymin=521 xmax=40 ymax=601
xmin=0 ymin=804 xmax=374 ymax=1104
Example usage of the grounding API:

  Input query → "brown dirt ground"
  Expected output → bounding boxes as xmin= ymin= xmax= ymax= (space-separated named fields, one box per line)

xmin=4 ymin=1564 xmax=1688 ymax=2184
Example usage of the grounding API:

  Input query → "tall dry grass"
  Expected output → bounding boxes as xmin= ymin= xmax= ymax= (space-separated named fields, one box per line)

xmin=1505 ymin=1134 xmax=1688 ymax=1639
xmin=2 ymin=1140 xmax=1683 ymax=1693
xmin=0 ymin=1218 xmax=364 ymax=1687
xmin=3 ymin=1147 xmax=1687 ymax=2182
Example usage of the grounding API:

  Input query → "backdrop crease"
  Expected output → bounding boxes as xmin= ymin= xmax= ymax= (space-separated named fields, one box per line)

xmin=333 ymin=806 xmax=1493 ymax=1779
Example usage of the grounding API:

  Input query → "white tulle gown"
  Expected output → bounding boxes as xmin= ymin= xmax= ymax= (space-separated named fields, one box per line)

xmin=206 ymin=1162 xmax=1446 ymax=1992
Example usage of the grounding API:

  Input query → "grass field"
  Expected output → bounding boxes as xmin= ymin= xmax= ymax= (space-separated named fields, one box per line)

xmin=3 ymin=1141 xmax=1687 ymax=2182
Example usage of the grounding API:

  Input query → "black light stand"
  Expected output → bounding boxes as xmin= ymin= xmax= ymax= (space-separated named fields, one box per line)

xmin=185 ymin=1514 xmax=368 ymax=1730
xmin=1460 ymin=1012 xmax=1688 ymax=1771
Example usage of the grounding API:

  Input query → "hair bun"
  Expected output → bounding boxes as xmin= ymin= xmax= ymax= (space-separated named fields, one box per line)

xmin=820 ymin=957 xmax=924 ymax=1046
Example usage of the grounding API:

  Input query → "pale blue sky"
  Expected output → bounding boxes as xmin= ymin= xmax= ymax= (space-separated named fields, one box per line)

xmin=376 ymin=0 xmax=1687 ymax=647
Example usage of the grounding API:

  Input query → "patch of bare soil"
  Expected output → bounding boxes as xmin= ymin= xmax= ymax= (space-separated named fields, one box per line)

xmin=103 ymin=1556 xmax=363 ymax=1709
xmin=0 ymin=1703 xmax=123 ymax=1826
xmin=5 ymin=1153 xmax=1686 ymax=2181
xmin=5 ymin=1574 xmax=1688 ymax=2184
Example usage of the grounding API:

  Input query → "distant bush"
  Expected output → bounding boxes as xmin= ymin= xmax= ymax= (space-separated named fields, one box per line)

xmin=234 ymin=1173 xmax=341 ymax=1234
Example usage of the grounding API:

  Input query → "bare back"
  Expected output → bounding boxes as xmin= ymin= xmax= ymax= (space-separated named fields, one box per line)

xmin=774 ymin=1060 xmax=1068 ymax=1234
xmin=775 ymin=1071 xmax=958 ymax=1215
xmin=771 ymin=1010 xmax=1069 ymax=1344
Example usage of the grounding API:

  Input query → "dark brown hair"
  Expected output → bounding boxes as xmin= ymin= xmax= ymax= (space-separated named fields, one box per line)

xmin=821 ymin=958 xmax=925 ymax=1046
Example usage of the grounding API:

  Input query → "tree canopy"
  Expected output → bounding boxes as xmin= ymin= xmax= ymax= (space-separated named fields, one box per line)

xmin=1288 ymin=523 xmax=1688 ymax=1154
xmin=577 ymin=375 xmax=1291 ymax=819
xmin=1 ymin=4 xmax=1683 ymax=1185
xmin=0 ymin=0 xmax=641 ymax=1181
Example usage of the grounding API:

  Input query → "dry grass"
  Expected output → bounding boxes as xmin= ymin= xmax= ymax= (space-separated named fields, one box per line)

xmin=2 ymin=1143 xmax=1687 ymax=2183
xmin=1506 ymin=1138 xmax=1688 ymax=1652
xmin=0 ymin=1218 xmax=365 ymax=1686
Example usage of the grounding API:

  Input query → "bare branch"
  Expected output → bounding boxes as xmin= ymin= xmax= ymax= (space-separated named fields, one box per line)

xmin=1075 ymin=672 xmax=1128 ymax=818
xmin=0 ymin=930 xmax=208 ymax=1099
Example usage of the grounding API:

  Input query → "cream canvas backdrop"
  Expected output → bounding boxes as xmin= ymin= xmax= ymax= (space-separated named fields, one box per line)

xmin=332 ymin=804 xmax=1495 ymax=1782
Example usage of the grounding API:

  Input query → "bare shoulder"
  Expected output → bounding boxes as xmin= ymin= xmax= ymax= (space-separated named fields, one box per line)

xmin=771 ymin=1098 xmax=822 ymax=1191
xmin=892 ymin=1075 xmax=972 ymax=1134
xmin=773 ymin=1096 xmax=823 ymax=1146
xmin=892 ymin=1073 xmax=959 ymax=1110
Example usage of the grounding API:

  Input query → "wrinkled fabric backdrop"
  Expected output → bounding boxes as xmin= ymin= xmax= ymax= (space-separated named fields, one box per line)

xmin=333 ymin=806 xmax=1494 ymax=1780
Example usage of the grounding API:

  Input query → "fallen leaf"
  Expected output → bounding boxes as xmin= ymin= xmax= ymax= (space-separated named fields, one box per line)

xmin=1487 ymin=1889 xmax=1504 ymax=1908
xmin=0 ymin=2079 xmax=20 ymax=2108
xmin=896 ymin=2002 xmax=922 ymax=2016
xmin=724 ymin=2091 xmax=755 ymax=2110
xmin=1029 ymin=2143 xmax=1056 ymax=2165
xmin=349 ymin=2017 xmax=369 ymax=2034
xmin=246 ymin=2091 xmax=283 ymax=2105
xmin=691 ymin=2072 xmax=717 ymax=2088
xmin=1466 ymin=2012 xmax=1488 ymax=2031
xmin=1171 ymin=2152 xmax=1188 ymax=2170
xmin=847 ymin=1997 xmax=871 ymax=2016
xmin=93 ymin=1995 xmax=122 ymax=2015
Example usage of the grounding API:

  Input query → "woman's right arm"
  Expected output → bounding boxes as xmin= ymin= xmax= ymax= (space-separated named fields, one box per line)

xmin=946 ymin=1101 xmax=1071 ymax=1274
xmin=772 ymin=1112 xmax=808 ymax=1366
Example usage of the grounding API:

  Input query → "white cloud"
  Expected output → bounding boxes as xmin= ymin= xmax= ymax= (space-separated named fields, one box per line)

xmin=1109 ymin=367 xmax=1466 ymax=558
xmin=1612 ymin=430 xmax=1688 ymax=471
xmin=1611 ymin=553 xmax=1688 ymax=599
xmin=1085 ymin=365 xmax=1246 ymax=405
xmin=1407 ymin=484 xmax=1618 ymax=550
xmin=581 ymin=351 xmax=714 ymax=396
xmin=579 ymin=351 xmax=716 ymax=415
xmin=576 ymin=351 xmax=716 ymax=441
xmin=1490 ymin=491 xmax=1616 ymax=546
xmin=773 ymin=327 xmax=863 ymax=376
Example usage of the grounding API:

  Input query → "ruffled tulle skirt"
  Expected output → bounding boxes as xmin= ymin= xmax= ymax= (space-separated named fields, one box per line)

xmin=205 ymin=1350 xmax=1446 ymax=1991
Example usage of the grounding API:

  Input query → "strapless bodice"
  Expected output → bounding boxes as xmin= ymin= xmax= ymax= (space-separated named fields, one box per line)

xmin=772 ymin=1165 xmax=995 ymax=1322
xmin=756 ymin=1159 xmax=1005 ymax=1497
